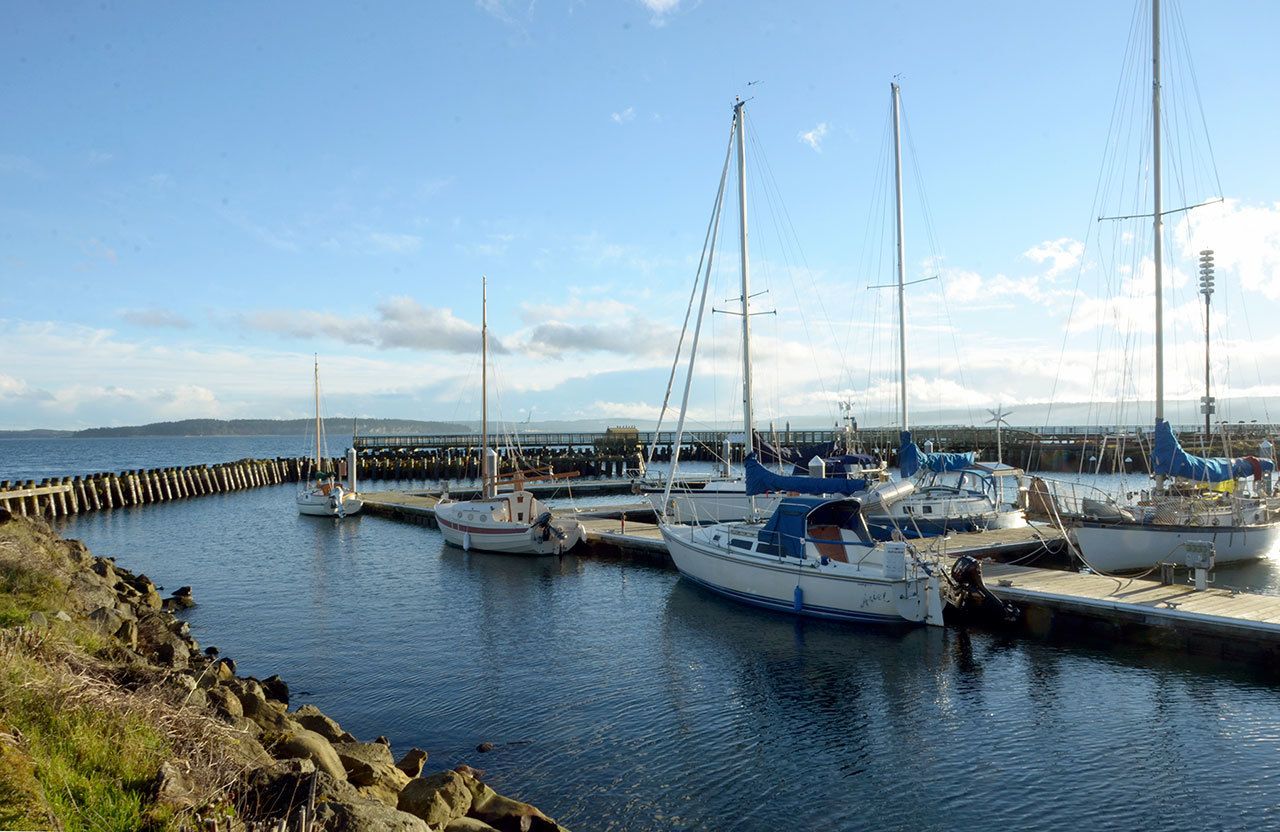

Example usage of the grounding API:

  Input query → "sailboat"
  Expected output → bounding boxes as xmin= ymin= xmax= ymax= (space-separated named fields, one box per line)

xmin=434 ymin=278 xmax=584 ymax=556
xmin=657 ymin=98 xmax=945 ymax=627
xmin=858 ymin=82 xmax=1027 ymax=540
xmin=296 ymin=358 xmax=363 ymax=518
xmin=1067 ymin=0 xmax=1280 ymax=572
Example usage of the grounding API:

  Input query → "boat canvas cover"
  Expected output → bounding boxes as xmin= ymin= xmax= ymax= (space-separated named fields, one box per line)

xmin=744 ymin=453 xmax=867 ymax=497
xmin=1150 ymin=418 xmax=1274 ymax=482
xmin=757 ymin=496 xmax=861 ymax=558
xmin=898 ymin=431 xmax=975 ymax=478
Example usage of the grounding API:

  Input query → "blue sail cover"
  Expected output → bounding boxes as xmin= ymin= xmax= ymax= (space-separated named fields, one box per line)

xmin=744 ymin=453 xmax=867 ymax=497
xmin=1149 ymin=418 xmax=1274 ymax=482
xmin=898 ymin=431 xmax=975 ymax=478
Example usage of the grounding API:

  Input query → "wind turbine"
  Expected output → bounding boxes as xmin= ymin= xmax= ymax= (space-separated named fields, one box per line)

xmin=986 ymin=404 xmax=1014 ymax=464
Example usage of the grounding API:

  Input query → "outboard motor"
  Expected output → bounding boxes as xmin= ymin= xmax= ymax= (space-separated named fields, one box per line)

xmin=530 ymin=510 xmax=567 ymax=542
xmin=949 ymin=555 xmax=1019 ymax=624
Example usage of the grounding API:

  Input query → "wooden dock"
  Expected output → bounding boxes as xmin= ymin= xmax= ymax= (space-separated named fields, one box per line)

xmin=361 ymin=489 xmax=1280 ymax=668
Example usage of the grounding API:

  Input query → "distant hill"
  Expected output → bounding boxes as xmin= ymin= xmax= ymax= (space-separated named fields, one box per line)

xmin=1 ymin=419 xmax=472 ymax=439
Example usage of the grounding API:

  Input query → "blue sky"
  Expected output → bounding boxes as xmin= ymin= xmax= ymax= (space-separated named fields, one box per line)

xmin=4 ymin=0 xmax=1280 ymax=430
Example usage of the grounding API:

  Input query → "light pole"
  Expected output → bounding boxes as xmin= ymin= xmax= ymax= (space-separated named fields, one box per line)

xmin=1199 ymin=249 xmax=1215 ymax=452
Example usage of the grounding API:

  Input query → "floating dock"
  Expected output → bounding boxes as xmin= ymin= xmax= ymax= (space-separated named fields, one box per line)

xmin=363 ymin=489 xmax=1280 ymax=669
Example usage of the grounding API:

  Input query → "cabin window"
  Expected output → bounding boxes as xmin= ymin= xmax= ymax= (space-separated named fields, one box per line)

xmin=904 ymin=506 xmax=914 ymax=515
xmin=730 ymin=539 xmax=754 ymax=551
xmin=922 ymin=505 xmax=933 ymax=515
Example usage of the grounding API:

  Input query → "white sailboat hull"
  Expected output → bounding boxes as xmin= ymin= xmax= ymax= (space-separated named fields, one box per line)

xmin=436 ymin=501 xmax=582 ymax=556
xmin=659 ymin=524 xmax=941 ymax=625
xmin=1074 ymin=520 xmax=1280 ymax=573
xmin=296 ymin=490 xmax=363 ymax=517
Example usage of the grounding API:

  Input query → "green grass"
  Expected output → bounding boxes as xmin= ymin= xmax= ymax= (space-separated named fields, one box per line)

xmin=0 ymin=648 xmax=175 ymax=831
xmin=0 ymin=562 xmax=63 ymax=628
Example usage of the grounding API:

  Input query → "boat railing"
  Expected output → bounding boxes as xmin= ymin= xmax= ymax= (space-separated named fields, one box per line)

xmin=1025 ymin=476 xmax=1131 ymax=522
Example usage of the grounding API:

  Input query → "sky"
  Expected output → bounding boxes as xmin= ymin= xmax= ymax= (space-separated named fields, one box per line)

xmin=3 ymin=0 xmax=1280 ymax=431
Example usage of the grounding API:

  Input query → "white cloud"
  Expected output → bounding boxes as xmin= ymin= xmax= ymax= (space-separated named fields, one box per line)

xmin=1175 ymin=199 xmax=1280 ymax=300
xmin=119 ymin=308 xmax=193 ymax=329
xmin=611 ymin=106 xmax=636 ymax=124
xmin=798 ymin=122 xmax=829 ymax=152
xmin=1023 ymin=237 xmax=1084 ymax=280
xmin=242 ymin=297 xmax=496 ymax=354
xmin=639 ymin=0 xmax=679 ymax=25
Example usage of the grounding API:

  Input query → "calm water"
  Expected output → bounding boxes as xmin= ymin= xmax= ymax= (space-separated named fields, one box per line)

xmin=10 ymin=438 xmax=1280 ymax=829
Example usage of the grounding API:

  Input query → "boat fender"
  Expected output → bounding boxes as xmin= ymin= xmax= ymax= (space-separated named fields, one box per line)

xmin=793 ymin=585 xmax=804 ymax=612
xmin=462 ymin=531 xmax=471 ymax=551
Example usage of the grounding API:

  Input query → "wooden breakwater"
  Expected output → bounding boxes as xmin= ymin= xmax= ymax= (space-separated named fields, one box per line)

xmin=0 ymin=448 xmax=644 ymax=520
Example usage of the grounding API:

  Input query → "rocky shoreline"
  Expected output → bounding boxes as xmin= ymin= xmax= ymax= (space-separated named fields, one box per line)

xmin=0 ymin=511 xmax=569 ymax=832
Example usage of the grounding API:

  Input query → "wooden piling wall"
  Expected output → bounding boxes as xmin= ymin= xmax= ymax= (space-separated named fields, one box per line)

xmin=0 ymin=448 xmax=647 ymax=519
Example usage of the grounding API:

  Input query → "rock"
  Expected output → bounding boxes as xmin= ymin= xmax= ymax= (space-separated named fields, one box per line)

xmin=453 ymin=768 xmax=497 ymax=810
xmin=397 ymin=771 xmax=473 ymax=828
xmin=375 ymin=735 xmax=390 ymax=745
xmin=261 ymin=674 xmax=289 ymax=706
xmin=88 ymin=605 xmax=125 ymax=636
xmin=135 ymin=610 xmax=191 ymax=670
xmin=210 ymin=658 xmax=236 ymax=684
xmin=334 ymin=741 xmax=409 ymax=805
xmin=205 ymin=685 xmax=244 ymax=721
xmin=152 ymin=760 xmax=197 ymax=811
xmin=115 ymin=619 xmax=139 ymax=651
xmin=271 ymin=728 xmax=347 ymax=782
xmin=333 ymin=740 xmax=395 ymax=768
xmin=240 ymin=759 xmax=361 ymax=823
xmin=292 ymin=704 xmax=347 ymax=743
xmin=163 ymin=589 xmax=196 ymax=611
xmin=53 ymin=610 xmax=72 ymax=623
xmin=446 ymin=819 xmax=502 ymax=832
xmin=396 ymin=748 xmax=429 ymax=778
xmin=469 ymin=792 xmax=562 ymax=832
xmin=313 ymin=797 xmax=432 ymax=832
xmin=0 ymin=506 xmax=11 ymax=524
xmin=92 ymin=557 xmax=117 ymax=583
xmin=204 ymin=645 xmax=220 ymax=657
xmin=476 ymin=742 xmax=494 ymax=753
xmin=27 ymin=610 xmax=48 ymax=630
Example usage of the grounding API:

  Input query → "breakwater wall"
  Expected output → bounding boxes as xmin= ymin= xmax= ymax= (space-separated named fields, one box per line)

xmin=0 ymin=449 xmax=646 ymax=520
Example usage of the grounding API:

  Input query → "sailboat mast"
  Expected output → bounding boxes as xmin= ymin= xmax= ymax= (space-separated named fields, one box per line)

xmin=481 ymin=275 xmax=490 ymax=499
xmin=891 ymin=82 xmax=909 ymax=432
xmin=313 ymin=355 xmax=321 ymax=470
xmin=1152 ymin=0 xmax=1165 ymax=422
xmin=734 ymin=99 xmax=755 ymax=461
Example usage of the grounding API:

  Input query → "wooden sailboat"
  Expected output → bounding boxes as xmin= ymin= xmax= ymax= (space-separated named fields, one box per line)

xmin=434 ymin=277 xmax=583 ymax=555
xmin=296 ymin=357 xmax=363 ymax=518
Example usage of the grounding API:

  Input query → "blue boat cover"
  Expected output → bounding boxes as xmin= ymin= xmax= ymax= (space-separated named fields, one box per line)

xmin=898 ymin=431 xmax=975 ymax=478
xmin=756 ymin=497 xmax=828 ymax=558
xmin=744 ymin=453 xmax=867 ymax=497
xmin=1149 ymin=418 xmax=1274 ymax=482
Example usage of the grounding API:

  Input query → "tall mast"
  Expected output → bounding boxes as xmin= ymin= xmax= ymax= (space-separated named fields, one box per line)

xmin=734 ymin=99 xmax=755 ymax=460
xmin=313 ymin=354 xmax=321 ymax=470
xmin=481 ymin=275 xmax=490 ymax=498
xmin=891 ymin=82 xmax=909 ymax=431
xmin=1152 ymin=0 xmax=1164 ymax=422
